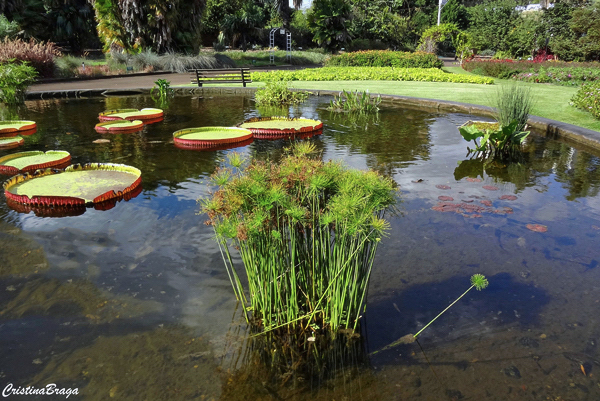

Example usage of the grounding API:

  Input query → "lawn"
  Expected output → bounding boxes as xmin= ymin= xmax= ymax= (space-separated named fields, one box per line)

xmin=221 ymin=66 xmax=599 ymax=132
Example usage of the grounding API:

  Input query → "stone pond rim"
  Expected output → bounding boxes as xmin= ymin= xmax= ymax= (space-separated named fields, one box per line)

xmin=25 ymin=85 xmax=600 ymax=154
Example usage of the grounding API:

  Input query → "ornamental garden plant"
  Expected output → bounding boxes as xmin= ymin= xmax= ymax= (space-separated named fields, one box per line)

xmin=201 ymin=143 xmax=397 ymax=335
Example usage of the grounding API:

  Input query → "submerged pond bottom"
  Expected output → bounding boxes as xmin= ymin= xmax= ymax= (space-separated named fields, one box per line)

xmin=0 ymin=94 xmax=599 ymax=400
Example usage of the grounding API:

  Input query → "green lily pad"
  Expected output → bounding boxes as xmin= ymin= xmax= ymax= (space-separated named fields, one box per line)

xmin=0 ymin=120 xmax=36 ymax=137
xmin=99 ymin=108 xmax=163 ymax=121
xmin=239 ymin=117 xmax=323 ymax=138
xmin=95 ymin=120 xmax=144 ymax=133
xmin=0 ymin=136 xmax=24 ymax=149
xmin=0 ymin=150 xmax=71 ymax=175
xmin=3 ymin=163 xmax=142 ymax=206
xmin=173 ymin=127 xmax=253 ymax=149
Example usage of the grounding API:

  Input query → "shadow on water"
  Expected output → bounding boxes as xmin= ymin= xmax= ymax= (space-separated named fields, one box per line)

xmin=366 ymin=272 xmax=551 ymax=364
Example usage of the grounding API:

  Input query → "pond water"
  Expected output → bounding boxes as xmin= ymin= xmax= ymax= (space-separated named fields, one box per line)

xmin=1 ymin=94 xmax=600 ymax=400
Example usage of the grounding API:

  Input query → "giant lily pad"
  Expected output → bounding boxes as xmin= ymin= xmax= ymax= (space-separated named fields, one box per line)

xmin=3 ymin=163 xmax=142 ymax=210
xmin=0 ymin=150 xmax=71 ymax=175
xmin=95 ymin=120 xmax=144 ymax=133
xmin=239 ymin=117 xmax=323 ymax=139
xmin=0 ymin=120 xmax=37 ymax=137
xmin=173 ymin=127 xmax=253 ymax=149
xmin=99 ymin=108 xmax=163 ymax=122
xmin=0 ymin=136 xmax=24 ymax=149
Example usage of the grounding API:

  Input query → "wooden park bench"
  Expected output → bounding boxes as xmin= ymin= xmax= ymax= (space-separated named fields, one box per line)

xmin=189 ymin=68 xmax=252 ymax=87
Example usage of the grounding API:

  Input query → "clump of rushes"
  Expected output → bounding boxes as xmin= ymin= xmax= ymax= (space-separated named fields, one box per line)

xmin=327 ymin=90 xmax=382 ymax=113
xmin=374 ymin=274 xmax=489 ymax=353
xmin=254 ymin=80 xmax=309 ymax=106
xmin=494 ymin=84 xmax=534 ymax=133
xmin=201 ymin=143 xmax=397 ymax=335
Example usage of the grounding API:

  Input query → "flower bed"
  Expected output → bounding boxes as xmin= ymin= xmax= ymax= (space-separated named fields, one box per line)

xmin=571 ymin=81 xmax=600 ymax=120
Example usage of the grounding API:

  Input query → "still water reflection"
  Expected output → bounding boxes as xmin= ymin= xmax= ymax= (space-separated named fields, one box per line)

xmin=0 ymin=95 xmax=599 ymax=400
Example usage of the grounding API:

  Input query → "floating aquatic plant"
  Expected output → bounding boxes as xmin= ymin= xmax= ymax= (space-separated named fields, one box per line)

xmin=327 ymin=90 xmax=381 ymax=113
xmin=201 ymin=143 xmax=397 ymax=334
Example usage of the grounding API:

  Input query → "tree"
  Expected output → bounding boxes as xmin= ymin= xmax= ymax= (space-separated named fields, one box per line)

xmin=221 ymin=0 xmax=265 ymax=51
xmin=570 ymin=6 xmax=600 ymax=60
xmin=467 ymin=0 xmax=519 ymax=53
xmin=45 ymin=0 xmax=100 ymax=52
xmin=307 ymin=0 xmax=351 ymax=52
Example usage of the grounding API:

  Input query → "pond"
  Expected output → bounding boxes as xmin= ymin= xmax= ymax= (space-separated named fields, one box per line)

xmin=1 ymin=94 xmax=600 ymax=400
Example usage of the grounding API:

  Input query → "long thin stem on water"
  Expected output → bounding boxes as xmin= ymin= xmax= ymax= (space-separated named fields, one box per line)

xmin=414 ymin=284 xmax=474 ymax=338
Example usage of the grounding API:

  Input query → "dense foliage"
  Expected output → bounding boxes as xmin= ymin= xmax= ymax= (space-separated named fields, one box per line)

xmin=0 ymin=61 xmax=38 ymax=104
xmin=571 ymin=81 xmax=600 ymax=119
xmin=252 ymin=66 xmax=495 ymax=84
xmin=325 ymin=50 xmax=443 ymax=68
xmin=254 ymin=81 xmax=309 ymax=105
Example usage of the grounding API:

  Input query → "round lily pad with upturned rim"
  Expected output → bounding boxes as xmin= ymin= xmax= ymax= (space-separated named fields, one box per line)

xmin=98 ymin=108 xmax=164 ymax=121
xmin=95 ymin=120 xmax=144 ymax=133
xmin=0 ymin=120 xmax=37 ymax=137
xmin=173 ymin=127 xmax=253 ymax=149
xmin=3 ymin=163 xmax=142 ymax=208
xmin=0 ymin=150 xmax=71 ymax=175
xmin=239 ymin=117 xmax=323 ymax=138
xmin=0 ymin=136 xmax=24 ymax=149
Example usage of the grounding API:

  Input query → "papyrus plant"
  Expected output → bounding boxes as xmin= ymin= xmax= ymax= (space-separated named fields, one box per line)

xmin=201 ymin=143 xmax=397 ymax=334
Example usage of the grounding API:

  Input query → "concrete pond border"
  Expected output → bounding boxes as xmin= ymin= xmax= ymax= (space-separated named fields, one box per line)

xmin=26 ymin=86 xmax=600 ymax=154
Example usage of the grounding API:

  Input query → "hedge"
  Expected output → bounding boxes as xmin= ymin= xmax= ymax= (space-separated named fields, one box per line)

xmin=325 ymin=51 xmax=444 ymax=69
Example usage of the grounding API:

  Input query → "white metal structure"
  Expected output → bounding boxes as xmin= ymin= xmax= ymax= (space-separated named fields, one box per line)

xmin=269 ymin=27 xmax=292 ymax=64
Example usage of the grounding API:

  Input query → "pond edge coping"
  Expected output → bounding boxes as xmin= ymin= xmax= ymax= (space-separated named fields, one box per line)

xmin=26 ymin=86 xmax=600 ymax=153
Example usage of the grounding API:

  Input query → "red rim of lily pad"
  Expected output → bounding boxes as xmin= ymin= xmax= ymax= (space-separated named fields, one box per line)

xmin=3 ymin=163 xmax=142 ymax=208
xmin=0 ymin=136 xmax=24 ymax=149
xmin=0 ymin=150 xmax=71 ymax=175
xmin=98 ymin=108 xmax=164 ymax=121
xmin=174 ymin=137 xmax=254 ymax=151
xmin=173 ymin=127 xmax=253 ymax=149
xmin=95 ymin=120 xmax=144 ymax=133
xmin=0 ymin=120 xmax=37 ymax=137
xmin=252 ymin=128 xmax=324 ymax=140
xmin=238 ymin=117 xmax=323 ymax=137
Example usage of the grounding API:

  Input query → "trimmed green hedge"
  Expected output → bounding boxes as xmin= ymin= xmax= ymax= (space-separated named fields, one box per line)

xmin=251 ymin=67 xmax=494 ymax=84
xmin=325 ymin=50 xmax=443 ymax=69
xmin=571 ymin=81 xmax=600 ymax=120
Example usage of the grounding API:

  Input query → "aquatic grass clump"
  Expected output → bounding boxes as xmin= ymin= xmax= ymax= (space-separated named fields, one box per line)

xmin=202 ymin=143 xmax=397 ymax=334
xmin=327 ymin=90 xmax=382 ymax=113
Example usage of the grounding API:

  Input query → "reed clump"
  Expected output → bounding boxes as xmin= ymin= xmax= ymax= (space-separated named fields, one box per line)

xmin=201 ymin=143 xmax=397 ymax=334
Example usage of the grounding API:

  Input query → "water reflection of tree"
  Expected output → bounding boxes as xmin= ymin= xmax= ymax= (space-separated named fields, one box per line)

xmin=319 ymin=107 xmax=433 ymax=177
xmin=454 ymin=136 xmax=600 ymax=200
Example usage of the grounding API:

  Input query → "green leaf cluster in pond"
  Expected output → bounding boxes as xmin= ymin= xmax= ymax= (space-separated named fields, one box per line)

xmin=201 ymin=143 xmax=398 ymax=334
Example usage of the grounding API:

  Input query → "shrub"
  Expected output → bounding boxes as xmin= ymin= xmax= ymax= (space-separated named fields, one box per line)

xmin=325 ymin=50 xmax=443 ymax=69
xmin=0 ymin=15 xmax=19 ymax=39
xmin=0 ymin=62 xmax=38 ymax=104
xmin=512 ymin=66 xmax=600 ymax=86
xmin=254 ymin=81 xmax=309 ymax=106
xmin=571 ymin=81 xmax=600 ymax=120
xmin=252 ymin=66 xmax=494 ymax=84
xmin=0 ymin=38 xmax=61 ymax=78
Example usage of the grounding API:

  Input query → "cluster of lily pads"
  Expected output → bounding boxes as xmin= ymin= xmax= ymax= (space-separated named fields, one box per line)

xmin=0 ymin=109 xmax=166 ymax=216
xmin=172 ymin=116 xmax=323 ymax=150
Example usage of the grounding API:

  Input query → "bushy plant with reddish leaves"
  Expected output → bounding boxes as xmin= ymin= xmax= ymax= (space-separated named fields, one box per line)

xmin=0 ymin=38 xmax=61 ymax=78
xmin=325 ymin=50 xmax=443 ymax=69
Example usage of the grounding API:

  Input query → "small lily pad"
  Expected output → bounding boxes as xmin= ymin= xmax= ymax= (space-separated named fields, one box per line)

xmin=0 ymin=136 xmax=24 ymax=149
xmin=95 ymin=120 xmax=144 ymax=133
xmin=99 ymin=108 xmax=163 ymax=121
xmin=173 ymin=127 xmax=253 ymax=149
xmin=239 ymin=117 xmax=323 ymax=139
xmin=0 ymin=120 xmax=36 ymax=137
xmin=0 ymin=150 xmax=71 ymax=175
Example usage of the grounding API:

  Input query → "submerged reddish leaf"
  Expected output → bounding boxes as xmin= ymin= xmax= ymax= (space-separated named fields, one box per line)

xmin=466 ymin=177 xmax=482 ymax=182
xmin=436 ymin=184 xmax=451 ymax=190
xmin=526 ymin=224 xmax=547 ymax=233
xmin=500 ymin=195 xmax=518 ymax=201
xmin=482 ymin=185 xmax=499 ymax=191
xmin=438 ymin=196 xmax=454 ymax=201
xmin=480 ymin=200 xmax=493 ymax=207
